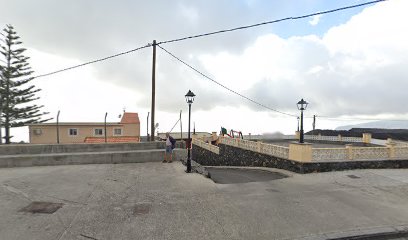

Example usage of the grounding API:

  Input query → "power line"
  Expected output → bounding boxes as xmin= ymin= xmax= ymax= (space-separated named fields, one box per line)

xmin=158 ymin=45 xmax=297 ymax=117
xmin=30 ymin=0 xmax=387 ymax=79
xmin=169 ymin=118 xmax=180 ymax=133
xmin=33 ymin=44 xmax=151 ymax=79
xmin=157 ymin=0 xmax=388 ymax=45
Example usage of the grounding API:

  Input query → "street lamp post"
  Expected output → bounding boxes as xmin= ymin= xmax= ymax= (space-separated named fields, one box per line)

xmin=147 ymin=112 xmax=150 ymax=142
xmin=297 ymin=98 xmax=308 ymax=144
xmin=297 ymin=116 xmax=300 ymax=132
xmin=185 ymin=90 xmax=195 ymax=173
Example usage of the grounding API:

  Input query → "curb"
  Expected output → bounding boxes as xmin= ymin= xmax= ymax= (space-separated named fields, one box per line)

xmin=180 ymin=158 xmax=211 ymax=178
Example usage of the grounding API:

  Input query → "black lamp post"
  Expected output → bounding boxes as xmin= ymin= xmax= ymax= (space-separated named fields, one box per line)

xmin=297 ymin=98 xmax=308 ymax=143
xmin=297 ymin=116 xmax=300 ymax=132
xmin=185 ymin=90 xmax=195 ymax=173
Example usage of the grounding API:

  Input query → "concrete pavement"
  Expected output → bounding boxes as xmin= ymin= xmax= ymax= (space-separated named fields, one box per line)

xmin=1 ymin=162 xmax=408 ymax=239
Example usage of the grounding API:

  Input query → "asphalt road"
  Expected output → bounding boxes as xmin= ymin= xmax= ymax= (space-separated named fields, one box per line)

xmin=1 ymin=162 xmax=408 ymax=240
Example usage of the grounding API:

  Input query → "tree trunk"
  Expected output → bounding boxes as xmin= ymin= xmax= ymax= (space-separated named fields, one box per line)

xmin=4 ymin=41 xmax=11 ymax=144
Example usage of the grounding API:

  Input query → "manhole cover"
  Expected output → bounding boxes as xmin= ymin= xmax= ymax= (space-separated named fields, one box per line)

xmin=347 ymin=175 xmax=361 ymax=179
xmin=133 ymin=203 xmax=151 ymax=216
xmin=19 ymin=201 xmax=63 ymax=214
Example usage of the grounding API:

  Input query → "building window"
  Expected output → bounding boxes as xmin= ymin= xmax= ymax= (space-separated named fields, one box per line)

xmin=69 ymin=128 xmax=78 ymax=136
xmin=33 ymin=129 xmax=42 ymax=135
xmin=113 ymin=128 xmax=122 ymax=136
xmin=94 ymin=128 xmax=104 ymax=136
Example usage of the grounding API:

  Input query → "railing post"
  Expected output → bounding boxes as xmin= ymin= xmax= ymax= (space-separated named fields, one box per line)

xmin=295 ymin=131 xmax=300 ymax=141
xmin=288 ymin=142 xmax=312 ymax=162
xmin=338 ymin=134 xmax=342 ymax=142
xmin=346 ymin=144 xmax=353 ymax=160
xmin=386 ymin=142 xmax=396 ymax=159
xmin=257 ymin=141 xmax=261 ymax=153
xmin=362 ymin=133 xmax=372 ymax=144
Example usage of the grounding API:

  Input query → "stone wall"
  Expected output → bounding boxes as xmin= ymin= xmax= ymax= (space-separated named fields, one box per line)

xmin=192 ymin=143 xmax=408 ymax=174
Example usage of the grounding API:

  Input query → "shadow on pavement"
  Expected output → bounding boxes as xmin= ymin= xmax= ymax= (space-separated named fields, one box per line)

xmin=206 ymin=167 xmax=288 ymax=184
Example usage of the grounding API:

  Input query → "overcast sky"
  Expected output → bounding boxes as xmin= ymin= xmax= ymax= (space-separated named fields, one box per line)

xmin=1 ymin=0 xmax=407 ymax=141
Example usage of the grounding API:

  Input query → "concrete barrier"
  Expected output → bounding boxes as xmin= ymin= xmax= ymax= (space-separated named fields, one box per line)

xmin=0 ymin=142 xmax=182 ymax=155
xmin=0 ymin=142 xmax=187 ymax=168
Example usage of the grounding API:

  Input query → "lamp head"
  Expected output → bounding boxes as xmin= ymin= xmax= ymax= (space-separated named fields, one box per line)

xmin=297 ymin=98 xmax=308 ymax=111
xmin=185 ymin=90 xmax=196 ymax=104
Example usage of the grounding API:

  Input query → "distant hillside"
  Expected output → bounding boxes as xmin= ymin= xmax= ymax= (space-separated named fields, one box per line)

xmin=307 ymin=128 xmax=408 ymax=141
xmin=336 ymin=120 xmax=408 ymax=130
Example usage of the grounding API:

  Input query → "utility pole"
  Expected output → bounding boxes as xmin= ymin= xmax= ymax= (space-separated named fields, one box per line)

xmin=104 ymin=112 xmax=108 ymax=143
xmin=180 ymin=110 xmax=182 ymax=140
xmin=313 ymin=115 xmax=316 ymax=131
xmin=56 ymin=110 xmax=60 ymax=144
xmin=150 ymin=40 xmax=156 ymax=141
xmin=147 ymin=112 xmax=150 ymax=141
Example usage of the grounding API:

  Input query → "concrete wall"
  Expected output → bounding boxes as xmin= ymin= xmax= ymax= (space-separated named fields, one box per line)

xmin=0 ymin=142 xmax=187 ymax=168
xmin=0 ymin=142 xmax=161 ymax=155
xmin=0 ymin=141 xmax=185 ymax=155
xmin=192 ymin=143 xmax=408 ymax=174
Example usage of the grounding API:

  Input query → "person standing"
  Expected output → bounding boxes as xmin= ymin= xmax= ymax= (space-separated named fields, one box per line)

xmin=163 ymin=132 xmax=176 ymax=163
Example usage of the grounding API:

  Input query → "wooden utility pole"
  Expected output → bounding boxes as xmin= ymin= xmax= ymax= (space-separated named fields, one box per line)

xmin=104 ymin=112 xmax=108 ymax=143
xmin=150 ymin=40 xmax=156 ymax=141
xmin=180 ymin=110 xmax=182 ymax=140
xmin=56 ymin=110 xmax=60 ymax=144
xmin=313 ymin=115 xmax=316 ymax=131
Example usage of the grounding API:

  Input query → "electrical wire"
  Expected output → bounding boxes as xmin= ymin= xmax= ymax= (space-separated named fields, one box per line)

xmin=158 ymin=45 xmax=297 ymax=117
xmin=29 ymin=0 xmax=387 ymax=79
xmin=169 ymin=118 xmax=180 ymax=133
xmin=33 ymin=44 xmax=151 ymax=79
xmin=157 ymin=0 xmax=388 ymax=45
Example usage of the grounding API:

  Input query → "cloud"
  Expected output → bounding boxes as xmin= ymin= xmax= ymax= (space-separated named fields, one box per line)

xmin=198 ymin=0 xmax=408 ymax=117
xmin=309 ymin=15 xmax=321 ymax=26
xmin=1 ymin=0 xmax=407 ymax=141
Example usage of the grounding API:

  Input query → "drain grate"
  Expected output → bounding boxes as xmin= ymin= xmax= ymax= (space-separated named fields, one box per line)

xmin=19 ymin=201 xmax=63 ymax=214
xmin=133 ymin=203 xmax=151 ymax=216
xmin=347 ymin=175 xmax=361 ymax=179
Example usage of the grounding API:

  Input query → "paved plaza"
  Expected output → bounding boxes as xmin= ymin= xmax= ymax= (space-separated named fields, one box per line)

xmin=1 ymin=162 xmax=408 ymax=239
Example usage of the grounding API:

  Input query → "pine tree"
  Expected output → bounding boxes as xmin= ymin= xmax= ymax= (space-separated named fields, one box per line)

xmin=0 ymin=24 xmax=50 ymax=144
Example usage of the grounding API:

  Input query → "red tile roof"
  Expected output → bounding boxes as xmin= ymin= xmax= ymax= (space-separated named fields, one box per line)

xmin=120 ymin=112 xmax=140 ymax=124
xmin=84 ymin=136 xmax=140 ymax=143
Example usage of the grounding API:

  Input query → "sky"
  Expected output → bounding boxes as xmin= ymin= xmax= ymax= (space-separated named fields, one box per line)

xmin=0 ymin=0 xmax=407 ymax=142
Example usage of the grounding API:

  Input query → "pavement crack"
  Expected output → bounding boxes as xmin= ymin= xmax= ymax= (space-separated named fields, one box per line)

xmin=55 ymin=165 xmax=112 ymax=240
xmin=2 ymin=184 xmax=32 ymax=201
xmin=79 ymin=233 xmax=99 ymax=240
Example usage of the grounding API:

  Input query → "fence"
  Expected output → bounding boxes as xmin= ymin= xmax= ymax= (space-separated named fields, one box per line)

xmin=194 ymin=135 xmax=408 ymax=162
xmin=218 ymin=136 xmax=289 ymax=159
xmin=192 ymin=138 xmax=219 ymax=154
xmin=304 ymin=135 xmax=363 ymax=143
xmin=312 ymin=145 xmax=408 ymax=161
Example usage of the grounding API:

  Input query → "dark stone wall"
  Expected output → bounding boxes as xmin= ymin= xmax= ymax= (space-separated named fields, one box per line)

xmin=192 ymin=143 xmax=408 ymax=174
